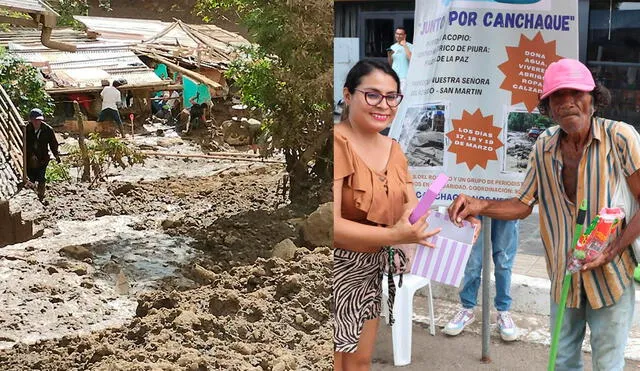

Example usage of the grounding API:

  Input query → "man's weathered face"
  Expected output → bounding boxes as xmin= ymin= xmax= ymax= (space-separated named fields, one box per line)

xmin=395 ymin=29 xmax=406 ymax=43
xmin=548 ymin=88 xmax=593 ymax=135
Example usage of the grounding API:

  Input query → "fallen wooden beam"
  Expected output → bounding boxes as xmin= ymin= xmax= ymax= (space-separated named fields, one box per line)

xmin=134 ymin=50 xmax=222 ymax=89
xmin=141 ymin=151 xmax=284 ymax=164
xmin=205 ymin=151 xmax=261 ymax=158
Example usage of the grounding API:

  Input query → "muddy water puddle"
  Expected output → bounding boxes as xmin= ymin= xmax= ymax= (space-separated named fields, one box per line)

xmin=0 ymin=215 xmax=204 ymax=350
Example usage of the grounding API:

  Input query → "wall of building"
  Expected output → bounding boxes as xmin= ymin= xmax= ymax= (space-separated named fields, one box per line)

xmin=334 ymin=0 xmax=640 ymax=126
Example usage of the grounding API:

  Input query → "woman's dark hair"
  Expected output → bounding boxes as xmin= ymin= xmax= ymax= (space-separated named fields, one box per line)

xmin=537 ymin=82 xmax=611 ymax=116
xmin=343 ymin=59 xmax=401 ymax=94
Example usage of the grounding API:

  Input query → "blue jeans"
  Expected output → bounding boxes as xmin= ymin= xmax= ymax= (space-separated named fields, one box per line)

xmin=459 ymin=218 xmax=519 ymax=311
xmin=550 ymin=282 xmax=635 ymax=371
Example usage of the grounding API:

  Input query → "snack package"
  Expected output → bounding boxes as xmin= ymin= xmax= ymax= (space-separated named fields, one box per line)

xmin=567 ymin=207 xmax=624 ymax=273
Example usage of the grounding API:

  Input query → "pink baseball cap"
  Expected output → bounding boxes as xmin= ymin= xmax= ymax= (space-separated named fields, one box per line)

xmin=540 ymin=59 xmax=595 ymax=100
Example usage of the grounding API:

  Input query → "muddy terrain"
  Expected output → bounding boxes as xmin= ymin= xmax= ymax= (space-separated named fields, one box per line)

xmin=0 ymin=133 xmax=332 ymax=370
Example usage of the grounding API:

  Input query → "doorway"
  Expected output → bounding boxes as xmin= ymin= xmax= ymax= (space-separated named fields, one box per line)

xmin=360 ymin=11 xmax=414 ymax=63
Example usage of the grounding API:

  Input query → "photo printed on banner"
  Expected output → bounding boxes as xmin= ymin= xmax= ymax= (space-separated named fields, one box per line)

xmin=399 ymin=103 xmax=448 ymax=168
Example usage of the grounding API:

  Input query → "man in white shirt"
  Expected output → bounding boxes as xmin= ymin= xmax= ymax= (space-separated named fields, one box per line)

xmin=97 ymin=80 xmax=124 ymax=137
xmin=387 ymin=27 xmax=413 ymax=91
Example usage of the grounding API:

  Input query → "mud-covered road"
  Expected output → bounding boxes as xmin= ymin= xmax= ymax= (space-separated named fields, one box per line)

xmin=0 ymin=134 xmax=332 ymax=370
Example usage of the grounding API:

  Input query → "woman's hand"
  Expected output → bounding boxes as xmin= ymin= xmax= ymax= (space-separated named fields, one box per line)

xmin=390 ymin=208 xmax=441 ymax=247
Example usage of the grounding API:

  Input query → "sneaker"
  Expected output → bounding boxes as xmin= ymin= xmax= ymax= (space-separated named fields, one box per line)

xmin=497 ymin=311 xmax=518 ymax=341
xmin=443 ymin=308 xmax=474 ymax=336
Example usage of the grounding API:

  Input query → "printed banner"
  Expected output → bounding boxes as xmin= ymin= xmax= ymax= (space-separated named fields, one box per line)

xmin=389 ymin=0 xmax=578 ymax=204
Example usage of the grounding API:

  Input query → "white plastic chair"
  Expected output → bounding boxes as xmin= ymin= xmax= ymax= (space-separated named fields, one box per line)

xmin=381 ymin=273 xmax=435 ymax=366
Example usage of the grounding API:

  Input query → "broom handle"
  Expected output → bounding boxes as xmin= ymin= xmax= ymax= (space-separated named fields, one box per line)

xmin=548 ymin=199 xmax=587 ymax=371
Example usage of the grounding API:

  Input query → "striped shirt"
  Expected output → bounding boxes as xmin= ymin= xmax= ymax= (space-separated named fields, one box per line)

xmin=517 ymin=117 xmax=639 ymax=309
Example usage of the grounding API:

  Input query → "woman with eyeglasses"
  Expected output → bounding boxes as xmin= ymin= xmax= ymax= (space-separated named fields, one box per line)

xmin=333 ymin=59 xmax=441 ymax=370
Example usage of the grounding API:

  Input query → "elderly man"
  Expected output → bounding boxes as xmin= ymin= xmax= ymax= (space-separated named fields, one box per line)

xmin=449 ymin=58 xmax=639 ymax=370
xmin=25 ymin=108 xmax=60 ymax=201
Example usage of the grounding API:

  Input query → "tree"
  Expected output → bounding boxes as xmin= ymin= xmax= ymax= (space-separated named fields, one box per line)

xmin=507 ymin=112 xmax=554 ymax=132
xmin=47 ymin=0 xmax=112 ymax=28
xmin=0 ymin=49 xmax=54 ymax=118
xmin=65 ymin=132 xmax=146 ymax=185
xmin=195 ymin=0 xmax=333 ymax=205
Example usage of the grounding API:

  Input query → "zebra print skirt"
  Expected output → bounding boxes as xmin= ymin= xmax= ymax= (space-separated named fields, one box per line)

xmin=333 ymin=247 xmax=406 ymax=353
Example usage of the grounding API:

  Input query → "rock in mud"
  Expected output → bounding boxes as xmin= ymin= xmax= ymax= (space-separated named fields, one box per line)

xmin=157 ymin=137 xmax=184 ymax=147
xmin=161 ymin=216 xmax=183 ymax=229
xmin=301 ymin=202 xmax=332 ymax=247
xmin=192 ymin=264 xmax=217 ymax=284
xmin=135 ymin=291 xmax=180 ymax=317
xmin=94 ymin=208 xmax=112 ymax=217
xmin=275 ymin=274 xmax=302 ymax=299
xmin=59 ymin=245 xmax=93 ymax=260
xmin=271 ymin=239 xmax=297 ymax=261
xmin=72 ymin=265 xmax=88 ymax=276
xmin=272 ymin=354 xmax=298 ymax=371
xmin=209 ymin=290 xmax=241 ymax=316
xmin=115 ymin=270 xmax=130 ymax=295
xmin=89 ymin=344 xmax=114 ymax=363
xmin=222 ymin=120 xmax=252 ymax=146
xmin=111 ymin=183 xmax=136 ymax=196
xmin=173 ymin=310 xmax=201 ymax=329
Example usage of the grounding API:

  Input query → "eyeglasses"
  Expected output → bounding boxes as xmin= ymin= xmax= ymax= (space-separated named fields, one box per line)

xmin=354 ymin=89 xmax=404 ymax=107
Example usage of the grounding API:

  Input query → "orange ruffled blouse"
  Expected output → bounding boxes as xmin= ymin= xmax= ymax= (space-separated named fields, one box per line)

xmin=334 ymin=128 xmax=412 ymax=229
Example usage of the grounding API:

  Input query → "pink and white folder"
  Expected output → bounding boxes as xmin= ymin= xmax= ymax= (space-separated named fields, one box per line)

xmin=410 ymin=211 xmax=476 ymax=287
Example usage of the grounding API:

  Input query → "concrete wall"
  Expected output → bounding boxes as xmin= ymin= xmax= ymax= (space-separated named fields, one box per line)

xmin=0 ymin=199 xmax=41 ymax=247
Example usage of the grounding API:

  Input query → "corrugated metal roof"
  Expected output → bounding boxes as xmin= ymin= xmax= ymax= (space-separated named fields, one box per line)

xmin=0 ymin=0 xmax=54 ymax=14
xmin=0 ymin=16 xmax=248 ymax=91
xmin=74 ymin=16 xmax=250 ymax=62
xmin=10 ymin=45 xmax=162 ymax=89
xmin=0 ymin=28 xmax=95 ymax=48
xmin=50 ymin=67 xmax=162 ymax=89
xmin=74 ymin=16 xmax=172 ymax=42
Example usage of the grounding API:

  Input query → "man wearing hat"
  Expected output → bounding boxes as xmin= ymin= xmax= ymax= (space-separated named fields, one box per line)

xmin=447 ymin=58 xmax=639 ymax=370
xmin=25 ymin=108 xmax=60 ymax=201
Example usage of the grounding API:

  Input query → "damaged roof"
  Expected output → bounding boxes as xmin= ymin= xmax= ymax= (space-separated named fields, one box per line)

xmin=0 ymin=0 xmax=56 ymax=15
xmin=0 ymin=28 xmax=98 ymax=48
xmin=10 ymin=45 xmax=165 ymax=93
xmin=75 ymin=16 xmax=251 ymax=68
xmin=1 ymin=15 xmax=249 ymax=93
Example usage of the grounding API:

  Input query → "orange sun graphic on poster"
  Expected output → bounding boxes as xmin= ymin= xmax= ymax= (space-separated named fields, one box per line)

xmin=446 ymin=109 xmax=504 ymax=171
xmin=498 ymin=32 xmax=562 ymax=112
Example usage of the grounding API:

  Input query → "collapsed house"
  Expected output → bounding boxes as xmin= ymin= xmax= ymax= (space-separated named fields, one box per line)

xmin=0 ymin=15 xmax=250 ymax=125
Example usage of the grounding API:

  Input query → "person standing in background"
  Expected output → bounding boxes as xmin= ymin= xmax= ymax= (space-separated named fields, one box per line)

xmin=97 ymin=80 xmax=124 ymax=137
xmin=25 ymin=108 xmax=60 ymax=202
xmin=387 ymin=27 xmax=413 ymax=90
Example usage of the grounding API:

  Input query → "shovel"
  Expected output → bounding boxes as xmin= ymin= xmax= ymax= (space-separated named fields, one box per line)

xmin=129 ymin=113 xmax=135 ymax=137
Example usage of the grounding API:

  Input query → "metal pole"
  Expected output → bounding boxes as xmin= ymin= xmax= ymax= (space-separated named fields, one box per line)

xmin=481 ymin=217 xmax=492 ymax=363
